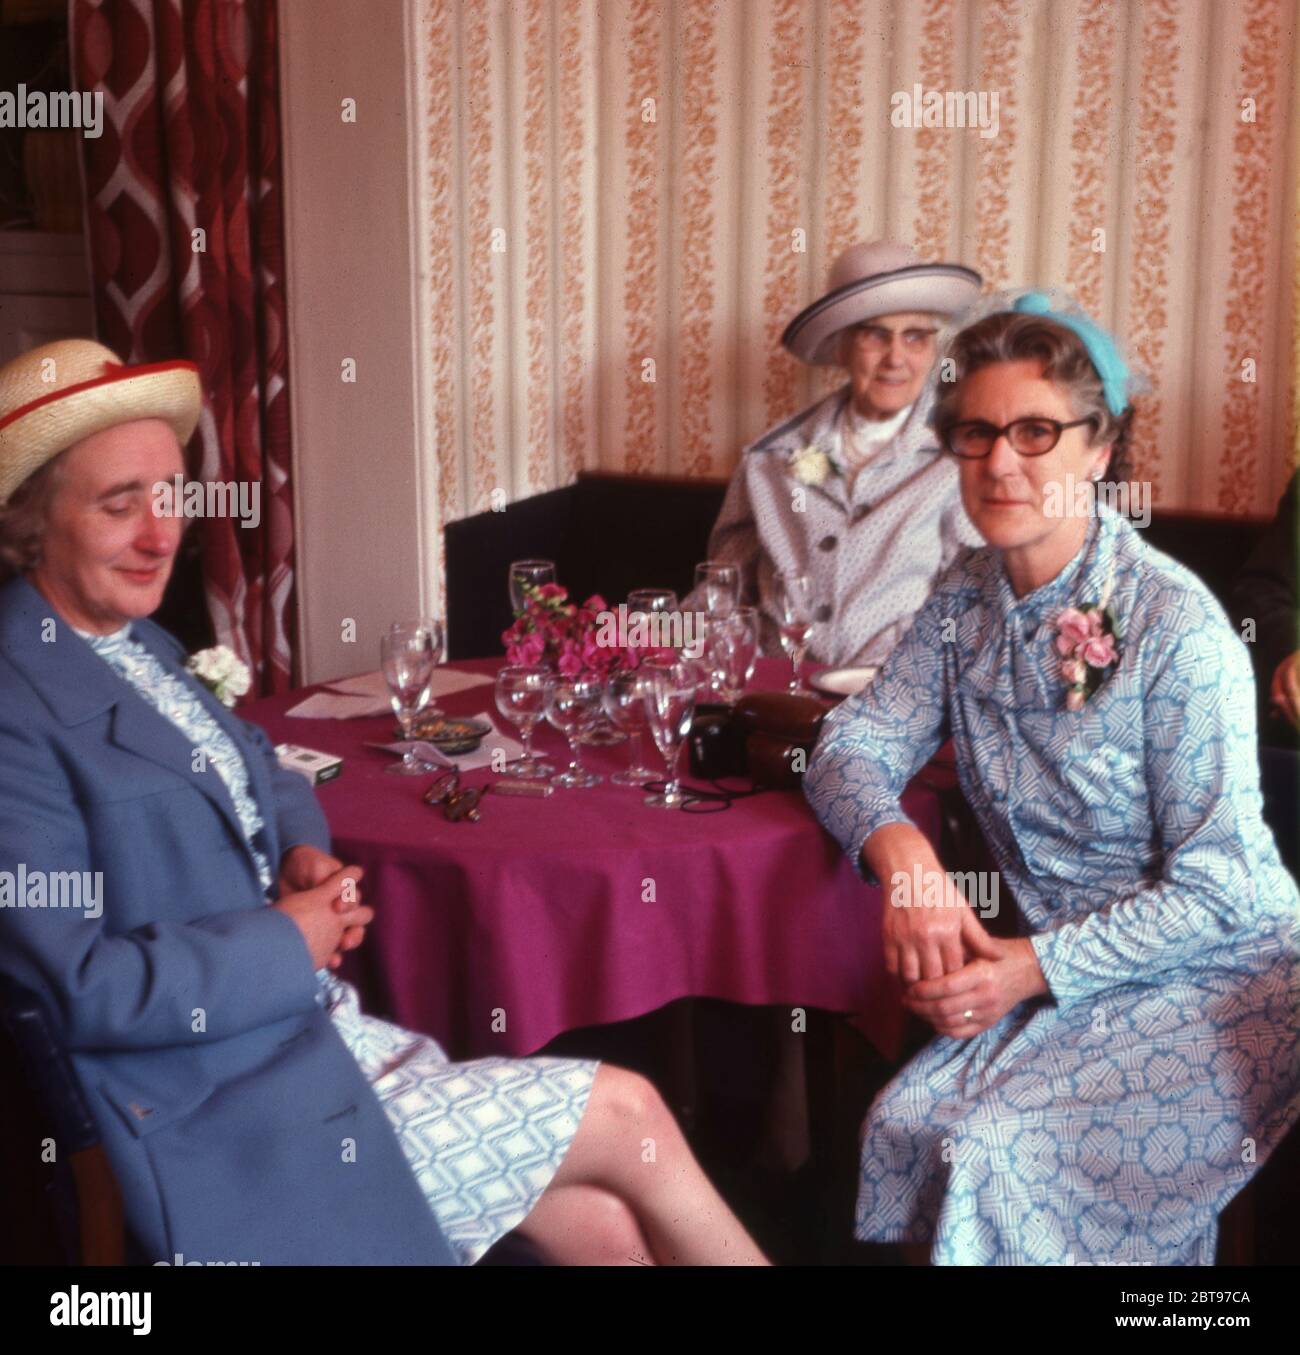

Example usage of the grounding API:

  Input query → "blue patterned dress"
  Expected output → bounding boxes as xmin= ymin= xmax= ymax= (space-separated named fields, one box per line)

xmin=76 ymin=625 xmax=598 ymax=1266
xmin=803 ymin=503 xmax=1300 ymax=1264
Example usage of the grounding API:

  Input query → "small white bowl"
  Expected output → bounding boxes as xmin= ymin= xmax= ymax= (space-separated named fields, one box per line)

xmin=809 ymin=665 xmax=880 ymax=697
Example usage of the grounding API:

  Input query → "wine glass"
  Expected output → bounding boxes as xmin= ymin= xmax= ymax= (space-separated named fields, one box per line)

xmin=701 ymin=606 xmax=759 ymax=704
xmin=580 ymin=711 xmax=628 ymax=747
xmin=381 ymin=623 xmax=438 ymax=775
xmin=494 ymin=666 xmax=556 ymax=779
xmin=694 ymin=561 xmax=740 ymax=617
xmin=604 ymin=668 xmax=659 ymax=786
xmin=774 ymin=573 xmax=815 ymax=693
xmin=642 ymin=658 xmax=699 ymax=808
xmin=626 ymin=588 xmax=680 ymax=657
xmin=627 ymin=587 xmax=678 ymax=614
xmin=509 ymin=559 xmax=556 ymax=614
xmin=544 ymin=674 xmax=605 ymax=789
xmin=390 ymin=616 xmax=445 ymax=716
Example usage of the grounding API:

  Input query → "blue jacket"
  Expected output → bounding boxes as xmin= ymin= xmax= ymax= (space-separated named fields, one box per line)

xmin=0 ymin=576 xmax=454 ymax=1265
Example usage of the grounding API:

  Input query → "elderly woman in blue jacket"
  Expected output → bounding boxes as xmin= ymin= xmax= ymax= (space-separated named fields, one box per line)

xmin=804 ymin=294 xmax=1300 ymax=1265
xmin=0 ymin=339 xmax=767 ymax=1267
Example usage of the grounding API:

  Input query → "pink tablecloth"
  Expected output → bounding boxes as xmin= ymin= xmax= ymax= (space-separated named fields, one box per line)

xmin=242 ymin=658 xmax=941 ymax=1060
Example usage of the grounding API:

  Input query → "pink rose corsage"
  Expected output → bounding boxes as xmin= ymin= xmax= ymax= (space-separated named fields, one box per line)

xmin=1053 ymin=558 xmax=1120 ymax=711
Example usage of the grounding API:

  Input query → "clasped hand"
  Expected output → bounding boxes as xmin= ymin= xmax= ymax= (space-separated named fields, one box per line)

xmin=873 ymin=827 xmax=1046 ymax=1040
xmin=274 ymin=844 xmax=371 ymax=971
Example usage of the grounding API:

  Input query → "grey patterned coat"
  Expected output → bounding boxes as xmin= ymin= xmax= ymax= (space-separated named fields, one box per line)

xmin=693 ymin=382 xmax=982 ymax=669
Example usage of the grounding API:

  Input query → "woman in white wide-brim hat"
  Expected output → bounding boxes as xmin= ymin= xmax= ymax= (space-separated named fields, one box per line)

xmin=0 ymin=338 xmax=769 ymax=1267
xmin=692 ymin=239 xmax=983 ymax=673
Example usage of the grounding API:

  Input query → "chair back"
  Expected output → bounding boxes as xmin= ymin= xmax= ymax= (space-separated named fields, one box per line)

xmin=445 ymin=473 xmax=1265 ymax=660
xmin=0 ymin=973 xmax=125 ymax=1264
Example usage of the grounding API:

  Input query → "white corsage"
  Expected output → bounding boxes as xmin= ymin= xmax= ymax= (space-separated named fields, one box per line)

xmin=186 ymin=645 xmax=252 ymax=707
xmin=789 ymin=444 xmax=838 ymax=486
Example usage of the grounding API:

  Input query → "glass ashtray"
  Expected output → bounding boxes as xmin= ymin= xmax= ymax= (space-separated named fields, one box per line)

xmin=397 ymin=715 xmax=491 ymax=755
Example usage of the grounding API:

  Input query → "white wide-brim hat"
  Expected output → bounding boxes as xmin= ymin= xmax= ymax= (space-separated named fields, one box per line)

xmin=0 ymin=338 xmax=201 ymax=507
xmin=782 ymin=240 xmax=982 ymax=366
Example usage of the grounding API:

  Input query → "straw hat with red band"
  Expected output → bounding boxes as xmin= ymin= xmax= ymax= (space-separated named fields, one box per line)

xmin=0 ymin=339 xmax=202 ymax=507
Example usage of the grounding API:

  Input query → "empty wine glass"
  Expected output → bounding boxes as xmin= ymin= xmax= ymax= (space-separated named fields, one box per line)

xmin=390 ymin=616 xmax=445 ymax=716
xmin=381 ymin=623 xmax=438 ymax=775
xmin=626 ymin=588 xmax=681 ymax=657
xmin=509 ymin=559 xmax=556 ymax=614
xmin=694 ymin=561 xmax=740 ymax=617
xmin=580 ymin=712 xmax=628 ymax=747
xmin=774 ymin=573 xmax=815 ymax=693
xmin=642 ymin=657 xmax=699 ymax=808
xmin=604 ymin=668 xmax=659 ymax=786
xmin=701 ymin=606 xmax=759 ymax=704
xmin=494 ymin=666 xmax=556 ymax=779
xmin=544 ymin=673 xmax=604 ymax=789
xmin=627 ymin=587 xmax=678 ymax=614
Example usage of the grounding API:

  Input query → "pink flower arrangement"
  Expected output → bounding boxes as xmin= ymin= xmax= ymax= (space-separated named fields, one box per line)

xmin=1054 ymin=604 xmax=1120 ymax=711
xmin=502 ymin=582 xmax=668 ymax=678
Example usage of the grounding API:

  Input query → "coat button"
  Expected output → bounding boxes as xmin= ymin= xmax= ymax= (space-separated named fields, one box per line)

xmin=818 ymin=534 xmax=838 ymax=551
xmin=852 ymin=506 xmax=870 ymax=523
xmin=814 ymin=603 xmax=832 ymax=623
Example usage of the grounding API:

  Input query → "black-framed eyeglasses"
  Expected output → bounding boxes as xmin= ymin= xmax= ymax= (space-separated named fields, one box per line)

xmin=940 ymin=416 xmax=1097 ymax=459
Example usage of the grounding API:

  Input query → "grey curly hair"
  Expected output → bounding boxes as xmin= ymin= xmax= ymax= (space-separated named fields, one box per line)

xmin=931 ymin=310 xmax=1135 ymax=488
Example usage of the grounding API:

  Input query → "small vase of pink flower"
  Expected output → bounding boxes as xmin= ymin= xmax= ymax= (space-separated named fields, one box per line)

xmin=502 ymin=582 xmax=669 ymax=677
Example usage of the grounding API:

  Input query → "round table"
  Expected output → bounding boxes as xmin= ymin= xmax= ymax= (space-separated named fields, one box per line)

xmin=243 ymin=658 xmax=942 ymax=1060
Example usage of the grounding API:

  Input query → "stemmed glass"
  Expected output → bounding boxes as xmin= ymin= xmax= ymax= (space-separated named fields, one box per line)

xmin=642 ymin=658 xmax=699 ymax=808
xmin=544 ymin=673 xmax=605 ymax=789
xmin=694 ymin=561 xmax=739 ymax=617
xmin=627 ymin=587 xmax=678 ymax=615
xmin=509 ymin=559 xmax=556 ymax=614
xmin=579 ymin=589 xmax=676 ymax=747
xmin=381 ymin=623 xmax=439 ymax=775
xmin=604 ymin=668 xmax=659 ymax=786
xmin=626 ymin=588 xmax=680 ymax=656
xmin=389 ymin=617 xmax=445 ymax=717
xmin=494 ymin=666 xmax=556 ymax=779
xmin=700 ymin=606 xmax=759 ymax=704
xmin=774 ymin=573 xmax=815 ymax=693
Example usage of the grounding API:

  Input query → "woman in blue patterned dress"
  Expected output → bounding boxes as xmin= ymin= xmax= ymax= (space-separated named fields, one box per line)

xmin=804 ymin=295 xmax=1300 ymax=1265
xmin=0 ymin=339 xmax=768 ymax=1267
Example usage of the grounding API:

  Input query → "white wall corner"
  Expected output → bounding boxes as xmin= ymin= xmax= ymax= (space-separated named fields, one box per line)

xmin=279 ymin=0 xmax=428 ymax=686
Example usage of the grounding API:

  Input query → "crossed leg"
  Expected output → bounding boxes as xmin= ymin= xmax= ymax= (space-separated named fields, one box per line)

xmin=514 ymin=1184 xmax=655 ymax=1265
xmin=514 ymin=1064 xmax=770 ymax=1265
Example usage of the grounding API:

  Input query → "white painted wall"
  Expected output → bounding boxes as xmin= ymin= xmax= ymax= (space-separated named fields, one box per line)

xmin=279 ymin=0 xmax=436 ymax=685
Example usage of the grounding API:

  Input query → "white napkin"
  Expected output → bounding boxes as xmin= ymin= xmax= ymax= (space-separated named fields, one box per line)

xmin=328 ymin=669 xmax=493 ymax=700
xmin=285 ymin=690 xmax=388 ymax=720
xmin=369 ymin=712 xmax=523 ymax=773
xmin=286 ymin=667 xmax=493 ymax=719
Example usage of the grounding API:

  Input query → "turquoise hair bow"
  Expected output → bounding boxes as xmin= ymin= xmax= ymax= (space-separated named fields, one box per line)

xmin=1013 ymin=291 xmax=1130 ymax=416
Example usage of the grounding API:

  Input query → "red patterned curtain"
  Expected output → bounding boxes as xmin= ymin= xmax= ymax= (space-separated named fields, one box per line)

xmin=71 ymin=0 xmax=296 ymax=694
